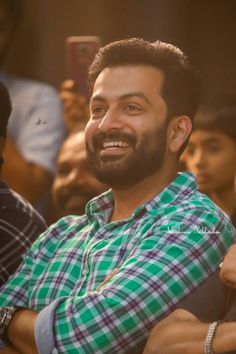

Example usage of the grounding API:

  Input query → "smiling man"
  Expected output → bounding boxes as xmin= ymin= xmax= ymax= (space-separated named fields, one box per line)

xmin=0 ymin=38 xmax=235 ymax=354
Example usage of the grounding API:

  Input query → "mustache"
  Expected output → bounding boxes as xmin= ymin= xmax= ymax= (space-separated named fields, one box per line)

xmin=91 ymin=131 xmax=136 ymax=149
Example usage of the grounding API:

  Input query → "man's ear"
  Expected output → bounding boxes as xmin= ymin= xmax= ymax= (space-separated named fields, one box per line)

xmin=168 ymin=116 xmax=192 ymax=153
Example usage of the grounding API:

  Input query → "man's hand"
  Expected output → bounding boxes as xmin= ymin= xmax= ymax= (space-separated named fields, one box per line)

xmin=143 ymin=309 xmax=206 ymax=354
xmin=5 ymin=309 xmax=38 ymax=354
xmin=220 ymin=244 xmax=236 ymax=288
xmin=143 ymin=308 xmax=236 ymax=354
xmin=60 ymin=80 xmax=89 ymax=133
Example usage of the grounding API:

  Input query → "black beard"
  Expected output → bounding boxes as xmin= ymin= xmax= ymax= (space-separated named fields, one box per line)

xmin=86 ymin=127 xmax=167 ymax=189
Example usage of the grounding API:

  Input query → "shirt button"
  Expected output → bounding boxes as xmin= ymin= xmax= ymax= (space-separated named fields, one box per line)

xmin=81 ymin=269 xmax=86 ymax=276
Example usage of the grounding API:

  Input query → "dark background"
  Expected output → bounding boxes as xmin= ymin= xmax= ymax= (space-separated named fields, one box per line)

xmin=3 ymin=0 xmax=236 ymax=97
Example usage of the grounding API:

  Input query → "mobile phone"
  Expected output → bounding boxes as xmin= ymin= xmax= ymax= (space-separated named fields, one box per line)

xmin=65 ymin=36 xmax=101 ymax=99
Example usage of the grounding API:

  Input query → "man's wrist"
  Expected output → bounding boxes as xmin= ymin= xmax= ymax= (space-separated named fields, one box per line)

xmin=0 ymin=307 xmax=26 ymax=342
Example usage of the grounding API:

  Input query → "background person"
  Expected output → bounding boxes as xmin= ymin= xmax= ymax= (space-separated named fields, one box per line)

xmin=0 ymin=81 xmax=46 ymax=287
xmin=181 ymin=95 xmax=236 ymax=225
xmin=51 ymin=130 xmax=107 ymax=220
xmin=0 ymin=0 xmax=65 ymax=214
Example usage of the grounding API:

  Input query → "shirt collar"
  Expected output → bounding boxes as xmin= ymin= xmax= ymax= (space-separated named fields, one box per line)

xmin=86 ymin=172 xmax=197 ymax=222
xmin=145 ymin=171 xmax=197 ymax=216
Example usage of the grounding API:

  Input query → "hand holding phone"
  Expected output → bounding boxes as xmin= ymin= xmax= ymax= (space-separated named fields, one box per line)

xmin=65 ymin=36 xmax=101 ymax=99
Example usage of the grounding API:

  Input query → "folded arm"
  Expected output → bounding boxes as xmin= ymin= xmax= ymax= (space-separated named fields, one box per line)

xmin=143 ymin=308 xmax=236 ymax=354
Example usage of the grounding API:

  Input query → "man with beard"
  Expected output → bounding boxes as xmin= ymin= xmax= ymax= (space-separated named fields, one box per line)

xmin=0 ymin=38 xmax=234 ymax=354
xmin=51 ymin=130 xmax=107 ymax=220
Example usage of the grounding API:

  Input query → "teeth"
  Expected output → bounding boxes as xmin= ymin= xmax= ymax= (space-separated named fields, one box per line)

xmin=103 ymin=141 xmax=129 ymax=148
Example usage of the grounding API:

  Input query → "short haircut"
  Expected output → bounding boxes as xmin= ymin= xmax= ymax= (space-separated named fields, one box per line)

xmin=0 ymin=0 xmax=24 ymax=31
xmin=88 ymin=38 xmax=200 ymax=122
xmin=0 ymin=81 xmax=12 ymax=137
xmin=193 ymin=94 xmax=236 ymax=142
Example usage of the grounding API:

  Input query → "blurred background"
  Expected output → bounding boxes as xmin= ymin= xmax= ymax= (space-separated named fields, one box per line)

xmin=3 ymin=0 xmax=236 ymax=96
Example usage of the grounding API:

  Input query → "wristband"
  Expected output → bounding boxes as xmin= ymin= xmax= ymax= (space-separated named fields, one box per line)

xmin=204 ymin=321 xmax=220 ymax=354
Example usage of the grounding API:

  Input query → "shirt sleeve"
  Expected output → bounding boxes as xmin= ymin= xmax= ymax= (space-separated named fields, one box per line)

xmin=34 ymin=212 xmax=236 ymax=353
xmin=0 ymin=225 xmax=54 ymax=349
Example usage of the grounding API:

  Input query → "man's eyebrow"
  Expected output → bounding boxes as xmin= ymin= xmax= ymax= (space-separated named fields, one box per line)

xmin=90 ymin=95 xmax=106 ymax=103
xmin=91 ymin=92 xmax=151 ymax=104
xmin=120 ymin=92 xmax=151 ymax=105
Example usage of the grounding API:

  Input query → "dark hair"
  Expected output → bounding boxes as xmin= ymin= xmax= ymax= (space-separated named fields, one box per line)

xmin=193 ymin=94 xmax=236 ymax=142
xmin=0 ymin=0 xmax=24 ymax=31
xmin=0 ymin=81 xmax=12 ymax=137
xmin=88 ymin=38 xmax=200 ymax=122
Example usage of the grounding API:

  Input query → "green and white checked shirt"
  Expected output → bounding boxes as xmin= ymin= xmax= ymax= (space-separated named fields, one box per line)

xmin=0 ymin=172 xmax=235 ymax=353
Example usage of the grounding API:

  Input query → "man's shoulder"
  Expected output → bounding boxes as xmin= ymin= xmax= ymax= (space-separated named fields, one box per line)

xmin=58 ymin=214 xmax=89 ymax=229
xmin=148 ymin=186 xmax=234 ymax=235
xmin=29 ymin=214 xmax=88 ymax=254
xmin=148 ymin=177 xmax=222 ymax=219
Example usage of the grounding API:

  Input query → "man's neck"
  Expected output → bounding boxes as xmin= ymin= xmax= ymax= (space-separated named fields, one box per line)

xmin=110 ymin=167 xmax=177 ymax=222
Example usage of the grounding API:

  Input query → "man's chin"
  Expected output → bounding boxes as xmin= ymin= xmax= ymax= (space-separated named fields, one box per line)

xmin=99 ymin=154 xmax=128 ymax=165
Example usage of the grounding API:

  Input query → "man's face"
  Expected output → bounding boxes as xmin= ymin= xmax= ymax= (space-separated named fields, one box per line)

xmin=85 ymin=65 xmax=169 ymax=189
xmin=183 ymin=130 xmax=236 ymax=193
xmin=52 ymin=132 xmax=107 ymax=217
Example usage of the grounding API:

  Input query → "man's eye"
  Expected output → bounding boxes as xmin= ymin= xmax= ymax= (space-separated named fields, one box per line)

xmin=93 ymin=107 xmax=103 ymax=113
xmin=91 ymin=106 xmax=106 ymax=116
xmin=126 ymin=104 xmax=141 ymax=112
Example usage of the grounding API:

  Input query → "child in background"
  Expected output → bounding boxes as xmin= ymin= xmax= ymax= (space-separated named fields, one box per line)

xmin=182 ymin=95 xmax=236 ymax=226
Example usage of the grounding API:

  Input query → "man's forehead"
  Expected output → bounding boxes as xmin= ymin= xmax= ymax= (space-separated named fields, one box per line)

xmin=91 ymin=65 xmax=164 ymax=99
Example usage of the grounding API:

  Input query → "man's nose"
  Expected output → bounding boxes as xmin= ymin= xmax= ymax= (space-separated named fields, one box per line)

xmin=98 ymin=108 xmax=122 ymax=132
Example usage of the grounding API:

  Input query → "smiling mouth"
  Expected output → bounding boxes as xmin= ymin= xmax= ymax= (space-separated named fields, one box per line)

xmin=92 ymin=131 xmax=136 ymax=158
xmin=98 ymin=139 xmax=131 ymax=156
xmin=103 ymin=140 xmax=130 ymax=149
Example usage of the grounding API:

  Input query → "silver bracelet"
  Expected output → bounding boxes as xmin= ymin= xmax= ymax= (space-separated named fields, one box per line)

xmin=204 ymin=321 xmax=220 ymax=354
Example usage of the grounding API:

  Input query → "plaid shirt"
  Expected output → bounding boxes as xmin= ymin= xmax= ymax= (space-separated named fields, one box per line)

xmin=0 ymin=181 xmax=46 ymax=286
xmin=0 ymin=172 xmax=235 ymax=353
